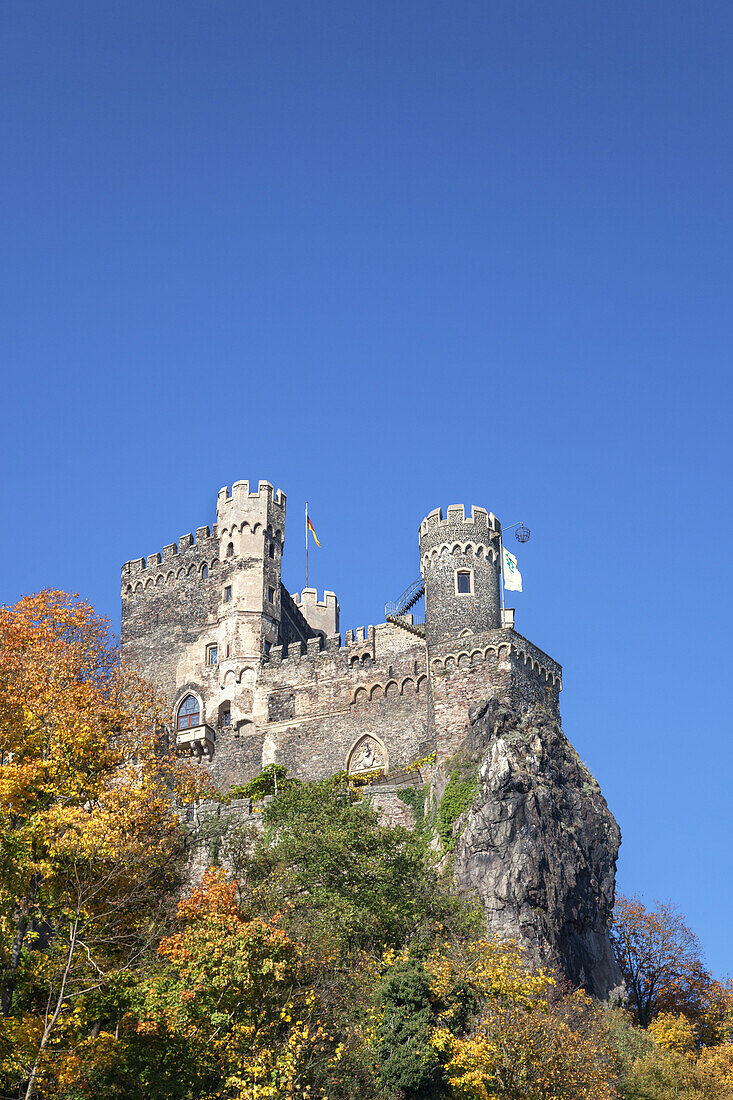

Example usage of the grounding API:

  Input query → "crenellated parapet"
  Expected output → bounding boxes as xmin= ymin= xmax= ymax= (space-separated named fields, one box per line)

xmin=419 ymin=504 xmax=500 ymax=542
xmin=429 ymin=629 xmax=562 ymax=689
xmin=292 ymin=588 xmax=340 ymax=637
xmin=121 ymin=526 xmax=219 ymax=596
xmin=216 ymin=480 xmax=286 ymax=543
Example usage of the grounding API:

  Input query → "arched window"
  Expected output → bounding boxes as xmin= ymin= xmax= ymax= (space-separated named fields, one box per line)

xmin=177 ymin=695 xmax=200 ymax=730
xmin=201 ymin=564 xmax=209 ymax=579
xmin=226 ymin=542 xmax=234 ymax=557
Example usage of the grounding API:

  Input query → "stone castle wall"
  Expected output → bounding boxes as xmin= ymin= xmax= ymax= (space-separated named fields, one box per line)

xmin=121 ymin=527 xmax=220 ymax=698
xmin=119 ymin=484 xmax=563 ymax=794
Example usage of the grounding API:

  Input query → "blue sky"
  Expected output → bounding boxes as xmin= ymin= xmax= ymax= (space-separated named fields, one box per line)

xmin=2 ymin=1 xmax=731 ymax=975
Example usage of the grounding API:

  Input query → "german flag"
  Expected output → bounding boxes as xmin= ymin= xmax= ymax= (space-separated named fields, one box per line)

xmin=307 ymin=515 xmax=321 ymax=547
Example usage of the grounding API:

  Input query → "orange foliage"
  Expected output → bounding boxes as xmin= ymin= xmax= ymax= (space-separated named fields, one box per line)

xmin=0 ymin=590 xmax=215 ymax=1098
xmin=610 ymin=895 xmax=728 ymax=1033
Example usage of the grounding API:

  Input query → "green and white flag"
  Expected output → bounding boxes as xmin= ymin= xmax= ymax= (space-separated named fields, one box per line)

xmin=502 ymin=546 xmax=523 ymax=592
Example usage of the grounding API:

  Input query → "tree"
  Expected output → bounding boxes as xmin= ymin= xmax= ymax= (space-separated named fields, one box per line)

xmin=427 ymin=940 xmax=615 ymax=1100
xmin=610 ymin=895 xmax=725 ymax=1031
xmin=240 ymin=774 xmax=476 ymax=957
xmin=0 ymin=591 xmax=213 ymax=1099
xmin=374 ymin=957 xmax=442 ymax=1100
xmin=132 ymin=869 xmax=332 ymax=1100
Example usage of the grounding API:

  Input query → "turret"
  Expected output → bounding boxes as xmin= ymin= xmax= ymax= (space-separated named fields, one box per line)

xmin=216 ymin=480 xmax=287 ymax=658
xmin=419 ymin=504 xmax=501 ymax=647
xmin=292 ymin=588 xmax=340 ymax=639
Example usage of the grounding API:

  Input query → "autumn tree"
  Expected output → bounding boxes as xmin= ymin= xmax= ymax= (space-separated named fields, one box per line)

xmin=425 ymin=938 xmax=616 ymax=1100
xmin=0 ymin=591 xmax=212 ymax=1099
xmin=610 ymin=895 xmax=730 ymax=1034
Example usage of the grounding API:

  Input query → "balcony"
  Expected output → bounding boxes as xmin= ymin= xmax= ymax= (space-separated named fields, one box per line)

xmin=175 ymin=723 xmax=215 ymax=759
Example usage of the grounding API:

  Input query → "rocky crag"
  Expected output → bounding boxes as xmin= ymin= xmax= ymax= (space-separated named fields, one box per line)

xmin=435 ymin=698 xmax=623 ymax=1001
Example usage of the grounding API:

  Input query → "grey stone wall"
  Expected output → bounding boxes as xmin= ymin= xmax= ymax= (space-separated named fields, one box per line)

xmin=121 ymin=527 xmax=220 ymax=699
xmin=419 ymin=505 xmax=502 ymax=646
xmin=119 ymin=486 xmax=562 ymax=802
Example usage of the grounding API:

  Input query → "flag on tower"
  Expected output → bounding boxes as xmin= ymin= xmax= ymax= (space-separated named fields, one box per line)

xmin=307 ymin=515 xmax=321 ymax=548
xmin=502 ymin=546 xmax=522 ymax=592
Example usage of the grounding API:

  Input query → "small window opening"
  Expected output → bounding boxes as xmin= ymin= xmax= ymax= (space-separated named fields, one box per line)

xmin=457 ymin=571 xmax=472 ymax=594
xmin=224 ymin=586 xmax=232 ymax=602
xmin=207 ymin=644 xmax=218 ymax=666
xmin=177 ymin=695 xmax=200 ymax=731
xmin=226 ymin=643 xmax=230 ymax=657
xmin=221 ymin=708 xmax=231 ymax=727
xmin=268 ymin=542 xmax=275 ymax=558
xmin=267 ymin=586 xmax=275 ymax=603
xmin=201 ymin=564 xmax=208 ymax=579
xmin=226 ymin=542 xmax=234 ymax=557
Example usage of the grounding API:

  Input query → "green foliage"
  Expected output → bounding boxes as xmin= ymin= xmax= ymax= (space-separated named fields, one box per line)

xmin=228 ymin=762 xmax=298 ymax=801
xmin=437 ymin=769 xmax=478 ymax=851
xmin=375 ymin=958 xmax=442 ymax=1100
xmin=243 ymin=775 xmax=474 ymax=955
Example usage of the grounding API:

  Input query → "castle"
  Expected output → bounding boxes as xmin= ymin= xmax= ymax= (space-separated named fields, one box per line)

xmin=120 ymin=480 xmax=562 ymax=791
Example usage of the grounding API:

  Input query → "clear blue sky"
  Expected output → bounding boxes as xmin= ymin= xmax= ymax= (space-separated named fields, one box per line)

xmin=2 ymin=1 xmax=731 ymax=975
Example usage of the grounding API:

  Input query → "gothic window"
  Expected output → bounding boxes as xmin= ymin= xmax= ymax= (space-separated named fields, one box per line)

xmin=177 ymin=695 xmax=200 ymax=731
xmin=456 ymin=570 xmax=472 ymax=594
xmin=201 ymin=564 xmax=209 ymax=579
xmin=268 ymin=542 xmax=275 ymax=558
xmin=226 ymin=542 xmax=234 ymax=557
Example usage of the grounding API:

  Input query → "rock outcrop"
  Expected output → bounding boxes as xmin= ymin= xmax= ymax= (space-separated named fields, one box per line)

xmin=442 ymin=699 xmax=623 ymax=1000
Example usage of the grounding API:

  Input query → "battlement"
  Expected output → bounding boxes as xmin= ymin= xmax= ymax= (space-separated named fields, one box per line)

xmin=292 ymin=588 xmax=340 ymax=637
xmin=121 ymin=525 xmax=218 ymax=582
xmin=292 ymin=588 xmax=338 ymax=612
xmin=419 ymin=505 xmax=500 ymax=540
xmin=217 ymin=480 xmax=286 ymax=513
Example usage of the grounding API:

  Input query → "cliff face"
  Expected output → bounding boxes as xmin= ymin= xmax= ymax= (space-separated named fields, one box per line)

xmin=443 ymin=699 xmax=623 ymax=1001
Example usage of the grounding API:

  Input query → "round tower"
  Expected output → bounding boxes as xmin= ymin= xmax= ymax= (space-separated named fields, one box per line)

xmin=419 ymin=504 xmax=501 ymax=647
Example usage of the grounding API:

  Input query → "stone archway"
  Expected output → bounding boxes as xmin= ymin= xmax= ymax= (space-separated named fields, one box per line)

xmin=347 ymin=734 xmax=387 ymax=777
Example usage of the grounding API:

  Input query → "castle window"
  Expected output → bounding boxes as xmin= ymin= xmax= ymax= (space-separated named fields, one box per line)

xmin=224 ymin=586 xmax=232 ymax=602
xmin=226 ymin=542 xmax=234 ymax=557
xmin=267 ymin=586 xmax=275 ymax=604
xmin=177 ymin=695 xmax=200 ymax=731
xmin=456 ymin=570 xmax=472 ymax=595
xmin=221 ymin=707 xmax=231 ymax=727
xmin=207 ymin=644 xmax=218 ymax=666
xmin=201 ymin=564 xmax=208 ymax=579
xmin=268 ymin=543 xmax=275 ymax=559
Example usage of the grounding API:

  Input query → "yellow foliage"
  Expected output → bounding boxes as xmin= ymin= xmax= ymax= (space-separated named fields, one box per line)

xmin=649 ymin=1011 xmax=697 ymax=1053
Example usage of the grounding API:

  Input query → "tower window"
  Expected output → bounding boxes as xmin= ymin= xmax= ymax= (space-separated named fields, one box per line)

xmin=267 ymin=586 xmax=275 ymax=603
xmin=224 ymin=586 xmax=232 ymax=602
xmin=456 ymin=570 xmax=472 ymax=595
xmin=206 ymin=644 xmax=218 ymax=666
xmin=221 ymin=708 xmax=231 ymax=727
xmin=268 ymin=542 xmax=275 ymax=558
xmin=177 ymin=695 xmax=200 ymax=730
xmin=201 ymin=564 xmax=208 ymax=579
xmin=226 ymin=542 xmax=234 ymax=557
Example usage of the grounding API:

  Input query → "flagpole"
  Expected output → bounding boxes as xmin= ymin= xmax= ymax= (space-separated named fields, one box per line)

xmin=498 ymin=530 xmax=506 ymax=626
xmin=305 ymin=501 xmax=309 ymax=590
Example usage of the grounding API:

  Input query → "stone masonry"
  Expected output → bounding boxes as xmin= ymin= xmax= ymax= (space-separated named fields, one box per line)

xmin=120 ymin=480 xmax=562 ymax=790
